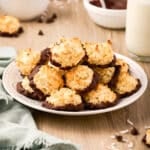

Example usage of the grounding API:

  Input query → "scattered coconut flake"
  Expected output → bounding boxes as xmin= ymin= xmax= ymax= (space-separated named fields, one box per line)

xmin=127 ymin=141 xmax=134 ymax=149
xmin=110 ymin=135 xmax=116 ymax=139
xmin=127 ymin=119 xmax=134 ymax=126
xmin=122 ymin=138 xmax=129 ymax=143
xmin=119 ymin=129 xmax=129 ymax=134
xmin=107 ymin=142 xmax=119 ymax=150
xmin=111 ymin=143 xmax=117 ymax=147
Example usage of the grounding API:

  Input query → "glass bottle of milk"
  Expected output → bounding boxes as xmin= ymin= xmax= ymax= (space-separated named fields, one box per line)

xmin=126 ymin=0 xmax=150 ymax=62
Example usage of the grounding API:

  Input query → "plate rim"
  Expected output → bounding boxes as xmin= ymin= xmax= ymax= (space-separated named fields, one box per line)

xmin=2 ymin=53 xmax=148 ymax=116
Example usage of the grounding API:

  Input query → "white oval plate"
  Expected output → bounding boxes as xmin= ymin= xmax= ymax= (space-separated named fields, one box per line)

xmin=2 ymin=53 xmax=148 ymax=116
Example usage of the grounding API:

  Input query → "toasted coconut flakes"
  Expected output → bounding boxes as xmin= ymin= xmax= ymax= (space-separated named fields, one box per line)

xmin=127 ymin=141 xmax=134 ymax=149
xmin=122 ymin=138 xmax=129 ymax=143
xmin=127 ymin=119 xmax=134 ymax=126
xmin=119 ymin=129 xmax=129 ymax=134
xmin=107 ymin=143 xmax=119 ymax=150
xmin=110 ymin=135 xmax=116 ymax=139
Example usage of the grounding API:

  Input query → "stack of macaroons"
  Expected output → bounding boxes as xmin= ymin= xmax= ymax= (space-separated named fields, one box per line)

xmin=16 ymin=37 xmax=141 ymax=111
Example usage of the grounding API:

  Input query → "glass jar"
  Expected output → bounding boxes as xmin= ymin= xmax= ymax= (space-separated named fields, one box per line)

xmin=126 ymin=0 xmax=150 ymax=62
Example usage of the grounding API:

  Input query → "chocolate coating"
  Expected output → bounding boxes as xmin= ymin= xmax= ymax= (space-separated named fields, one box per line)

xmin=38 ymin=48 xmax=51 ymax=65
xmin=42 ymin=101 xmax=84 ymax=111
xmin=84 ymin=55 xmax=116 ymax=68
xmin=28 ymin=65 xmax=41 ymax=81
xmin=16 ymin=82 xmax=46 ymax=101
xmin=143 ymin=135 xmax=150 ymax=147
xmin=84 ymin=97 xmax=118 ymax=110
xmin=0 ymin=27 xmax=24 ymax=37
xmin=78 ymin=71 xmax=99 ymax=94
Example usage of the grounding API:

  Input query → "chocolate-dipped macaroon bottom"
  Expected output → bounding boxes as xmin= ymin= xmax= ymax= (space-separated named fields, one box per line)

xmin=17 ymin=65 xmax=47 ymax=101
xmin=77 ymin=72 xmax=99 ymax=94
xmin=84 ymin=55 xmax=116 ymax=68
xmin=83 ymin=83 xmax=118 ymax=110
xmin=43 ymin=101 xmax=84 ymax=111
xmin=84 ymin=99 xmax=119 ymax=110
xmin=16 ymin=82 xmax=46 ymax=101
xmin=42 ymin=88 xmax=84 ymax=111
xmin=0 ymin=27 xmax=24 ymax=37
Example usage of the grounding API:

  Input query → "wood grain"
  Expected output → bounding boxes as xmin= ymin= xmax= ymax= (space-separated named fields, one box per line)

xmin=0 ymin=1 xmax=149 ymax=149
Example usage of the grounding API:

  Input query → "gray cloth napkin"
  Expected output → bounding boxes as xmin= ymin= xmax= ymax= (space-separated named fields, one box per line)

xmin=0 ymin=48 xmax=79 ymax=150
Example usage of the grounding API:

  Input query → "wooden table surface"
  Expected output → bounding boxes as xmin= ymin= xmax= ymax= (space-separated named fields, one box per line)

xmin=0 ymin=1 xmax=150 ymax=150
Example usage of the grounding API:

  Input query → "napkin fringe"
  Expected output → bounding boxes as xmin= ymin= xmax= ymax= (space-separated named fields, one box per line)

xmin=21 ymin=137 xmax=49 ymax=149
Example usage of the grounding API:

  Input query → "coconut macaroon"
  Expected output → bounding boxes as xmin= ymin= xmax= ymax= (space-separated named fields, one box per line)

xmin=43 ymin=88 xmax=84 ymax=111
xmin=112 ymin=72 xmax=140 ymax=97
xmin=65 ymin=65 xmax=98 ymax=93
xmin=16 ymin=49 xmax=41 ymax=76
xmin=115 ymin=58 xmax=129 ymax=73
xmin=0 ymin=15 xmax=23 ymax=36
xmin=93 ymin=67 xmax=115 ymax=84
xmin=33 ymin=65 xmax=64 ymax=95
xmin=84 ymin=41 xmax=114 ymax=66
xmin=143 ymin=129 xmax=150 ymax=147
xmin=50 ymin=38 xmax=85 ymax=68
xmin=83 ymin=83 xmax=117 ymax=109
xmin=16 ymin=77 xmax=46 ymax=101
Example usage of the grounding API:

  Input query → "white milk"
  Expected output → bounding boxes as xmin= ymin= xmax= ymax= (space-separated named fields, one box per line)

xmin=126 ymin=0 xmax=150 ymax=60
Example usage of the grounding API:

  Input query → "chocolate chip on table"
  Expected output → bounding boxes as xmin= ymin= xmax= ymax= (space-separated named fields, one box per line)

xmin=38 ymin=30 xmax=44 ymax=36
xmin=37 ymin=13 xmax=57 ymax=24
xmin=18 ymin=27 xmax=24 ymax=33
xmin=130 ymin=127 xmax=139 ymax=136
xmin=46 ymin=13 xmax=57 ymax=23
xmin=115 ymin=135 xmax=123 ymax=142
xmin=126 ymin=119 xmax=139 ymax=136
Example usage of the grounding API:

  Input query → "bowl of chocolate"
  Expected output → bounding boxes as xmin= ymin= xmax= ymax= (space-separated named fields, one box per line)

xmin=83 ymin=0 xmax=127 ymax=29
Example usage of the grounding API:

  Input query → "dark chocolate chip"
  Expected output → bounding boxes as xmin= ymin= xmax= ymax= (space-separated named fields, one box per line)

xmin=46 ymin=13 xmax=57 ymax=23
xmin=130 ymin=127 xmax=139 ymax=136
xmin=18 ymin=27 xmax=24 ymax=33
xmin=38 ymin=30 xmax=44 ymax=36
xmin=115 ymin=135 xmax=123 ymax=142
